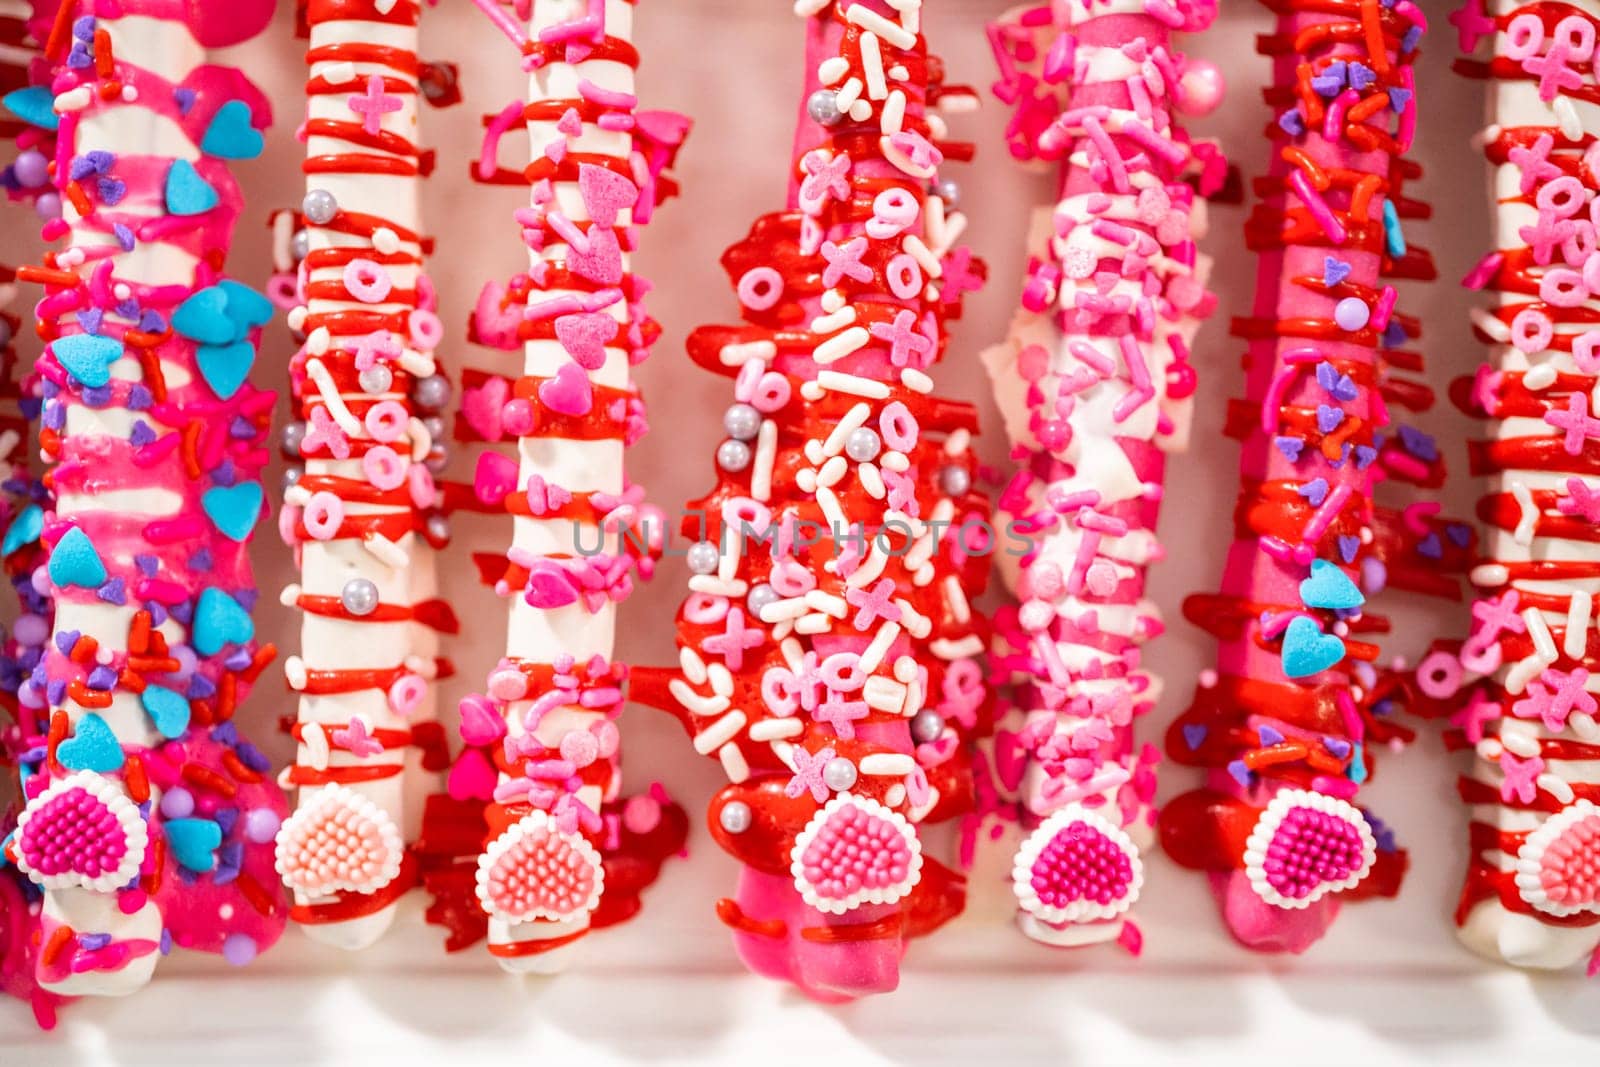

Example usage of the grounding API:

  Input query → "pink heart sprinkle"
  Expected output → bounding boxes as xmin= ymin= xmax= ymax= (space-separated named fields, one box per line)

xmin=474 ymin=281 xmax=523 ymax=351
xmin=448 ymin=747 xmax=499 ymax=803
xmin=525 ymin=562 xmax=579 ymax=608
xmin=577 ymin=162 xmax=639 ymax=228
xmin=458 ymin=694 xmax=508 ymax=747
xmin=473 ymin=451 xmax=519 ymax=506
xmin=462 ymin=375 xmax=510 ymax=442
xmin=554 ymin=311 xmax=618 ymax=370
xmin=538 ymin=361 xmax=594 ymax=417
xmin=566 ymin=227 xmax=623 ymax=286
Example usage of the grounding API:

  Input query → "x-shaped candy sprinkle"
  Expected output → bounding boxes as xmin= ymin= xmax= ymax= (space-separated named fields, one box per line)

xmin=1451 ymin=689 xmax=1501 ymax=745
xmin=1558 ymin=478 xmax=1600 ymax=523
xmin=1545 ymin=390 xmax=1600 ymax=455
xmin=1522 ymin=39 xmax=1584 ymax=103
xmin=702 ymin=607 xmax=763 ymax=672
xmin=1508 ymin=132 xmax=1563 ymax=195
xmin=303 ymin=404 xmax=350 ymax=459
xmin=846 ymin=578 xmax=902 ymax=631
xmin=348 ymin=74 xmax=403 ymax=136
xmin=1448 ymin=0 xmax=1495 ymax=53
xmin=821 ymin=236 xmax=873 ymax=287
xmin=1520 ymin=208 xmax=1576 ymax=266
xmin=1469 ymin=590 xmax=1525 ymax=651
xmin=1499 ymin=750 xmax=1545 ymax=805
xmin=786 ymin=745 xmax=837 ymax=803
xmin=870 ymin=308 xmax=935 ymax=368
xmin=940 ymin=247 xmax=983 ymax=305
xmin=1533 ymin=667 xmax=1597 ymax=731
xmin=353 ymin=329 xmax=401 ymax=371
xmin=815 ymin=692 xmax=869 ymax=740
xmin=799 ymin=149 xmax=852 ymax=212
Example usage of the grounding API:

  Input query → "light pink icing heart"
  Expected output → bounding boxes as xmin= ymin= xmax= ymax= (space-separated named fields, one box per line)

xmin=473 ymin=450 xmax=519 ymax=506
xmin=1516 ymin=799 xmax=1600 ymax=916
xmin=462 ymin=375 xmax=510 ymax=442
xmin=577 ymin=163 xmax=638 ymax=228
xmin=1012 ymin=805 xmax=1143 ymax=924
xmin=1243 ymin=789 xmax=1376 ymax=910
xmin=458 ymin=694 xmax=509 ymax=747
xmin=524 ymin=561 xmax=579 ymax=609
xmin=538 ymin=361 xmax=593 ymax=417
xmin=475 ymin=811 xmax=604 ymax=923
xmin=274 ymin=784 xmax=403 ymax=896
xmin=554 ymin=311 xmax=619 ymax=369
xmin=790 ymin=794 xmax=922 ymax=915
xmin=565 ymin=228 xmax=623 ymax=287
xmin=13 ymin=773 xmax=148 ymax=894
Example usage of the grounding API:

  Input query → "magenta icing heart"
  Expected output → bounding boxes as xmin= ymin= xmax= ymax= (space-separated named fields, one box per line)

xmin=1243 ymin=789 xmax=1376 ymax=909
xmin=461 ymin=375 xmax=510 ymax=442
xmin=1012 ymin=805 xmax=1143 ymax=924
xmin=538 ymin=361 xmax=593 ymax=417
xmin=565 ymin=228 xmax=623 ymax=287
xmin=13 ymin=773 xmax=148 ymax=893
xmin=577 ymin=162 xmax=638 ymax=228
xmin=1515 ymin=799 xmax=1600 ymax=917
xmin=274 ymin=783 xmax=403 ymax=896
xmin=553 ymin=310 xmax=619 ymax=369
xmin=790 ymin=794 xmax=922 ymax=915
xmin=475 ymin=810 xmax=604 ymax=923
xmin=524 ymin=561 xmax=579 ymax=609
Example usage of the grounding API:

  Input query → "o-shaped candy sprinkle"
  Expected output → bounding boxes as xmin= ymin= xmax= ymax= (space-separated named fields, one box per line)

xmin=1459 ymin=640 xmax=1503 ymax=677
xmin=1541 ymin=268 xmax=1589 ymax=308
xmin=770 ymin=556 xmax=815 ymax=596
xmin=865 ymin=187 xmax=919 ymax=239
xmin=819 ymin=651 xmax=866 ymax=692
xmin=408 ymin=462 xmax=436 ymax=509
xmin=1511 ymin=309 xmax=1554 ymax=354
xmin=487 ymin=667 xmax=529 ymax=701
xmin=1574 ymin=330 xmax=1600 ymax=372
xmin=364 ymin=399 xmax=409 ymax=443
xmin=886 ymin=253 xmax=924 ymax=300
xmin=344 ymin=258 xmax=394 ymax=304
xmin=879 ymin=400 xmax=919 ymax=450
xmin=363 ymin=445 xmax=408 ymax=491
xmin=409 ymin=308 xmax=444 ymax=351
xmin=1505 ymin=12 xmax=1545 ymax=59
xmin=736 ymin=267 xmax=784 ymax=311
xmin=1415 ymin=650 xmax=1463 ymax=700
xmin=1538 ymin=176 xmax=1587 ymax=218
xmin=683 ymin=592 xmax=730 ymax=626
xmin=1554 ymin=14 xmax=1596 ymax=60
xmin=1582 ymin=250 xmax=1600 ymax=297
xmin=388 ymin=673 xmax=426 ymax=716
xmin=302 ymin=491 xmax=344 ymax=541
xmin=722 ymin=497 xmax=771 ymax=534
xmin=761 ymin=667 xmax=800 ymax=717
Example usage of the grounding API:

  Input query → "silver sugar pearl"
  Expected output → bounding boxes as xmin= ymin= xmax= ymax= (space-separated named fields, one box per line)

xmin=807 ymin=89 xmax=843 ymax=127
xmin=746 ymin=582 xmax=779 ymax=619
xmin=933 ymin=178 xmax=960 ymax=209
xmin=938 ymin=464 xmax=971 ymax=497
xmin=426 ymin=514 xmax=451 ymax=543
xmin=723 ymin=403 xmax=761 ymax=442
xmin=425 ymin=448 xmax=449 ymax=475
xmin=422 ymin=415 xmax=447 ymax=442
xmin=719 ymin=800 xmax=753 ymax=834
xmin=281 ymin=466 xmax=304 ymax=492
xmin=716 ymin=438 xmax=752 ymax=472
xmin=290 ymin=228 xmax=310 ymax=262
xmin=358 ymin=364 xmax=394 ymax=394
xmin=279 ymin=420 xmax=306 ymax=459
xmin=845 ymin=427 xmax=882 ymax=462
xmin=823 ymin=757 xmax=858 ymax=793
xmin=341 ymin=578 xmax=380 ymax=616
xmin=302 ymin=188 xmax=339 ymax=225
xmin=413 ymin=374 xmax=451 ymax=412
xmin=686 ymin=540 xmax=721 ymax=575
xmin=910 ymin=709 xmax=945 ymax=745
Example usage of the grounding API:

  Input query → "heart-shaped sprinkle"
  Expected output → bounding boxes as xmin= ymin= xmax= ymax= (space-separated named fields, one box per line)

xmin=140 ymin=684 xmax=193 ymax=739
xmin=275 ymin=783 xmax=404 ymax=895
xmin=1281 ymin=616 xmax=1346 ymax=678
xmin=202 ymin=482 xmax=263 ymax=542
xmin=524 ymin=562 xmax=578 ymax=609
xmin=1323 ymin=736 xmax=1352 ymax=759
xmin=57 ymin=712 xmax=125 ymax=773
xmin=461 ymin=375 xmax=510 ymax=442
xmin=1297 ymin=477 xmax=1330 ymax=507
xmin=3 ymin=503 xmax=42 ymax=556
xmin=196 ymin=340 xmax=256 ymax=400
xmin=1337 ymin=535 xmax=1361 ymax=563
xmin=473 ymin=281 xmax=523 ymax=350
xmin=165 ymin=817 xmax=222 ymax=872
xmin=538 ymin=361 xmax=593 ymax=417
xmin=216 ymin=280 xmax=274 ymax=332
xmin=1315 ymin=404 xmax=1345 ymax=433
xmin=790 ymin=794 xmax=922 ymax=914
xmin=193 ymin=587 xmax=254 ymax=656
xmin=13 ymin=773 xmax=147 ymax=892
xmin=566 ymin=227 xmax=623 ymax=286
xmin=172 ymin=286 xmax=237 ymax=345
xmin=201 ymin=99 xmax=263 ymax=160
xmin=1299 ymin=559 xmax=1365 ymax=611
xmin=447 ymin=748 xmax=499 ymax=803
xmin=457 ymin=694 xmax=509 ymax=747
xmin=553 ymin=311 xmax=618 ymax=370
xmin=1012 ymin=805 xmax=1143 ymax=924
xmin=1181 ymin=723 xmax=1208 ymax=750
xmin=1243 ymin=789 xmax=1376 ymax=909
xmin=472 ymin=451 xmax=519 ymax=506
xmin=1322 ymin=257 xmax=1351 ymax=288
xmin=475 ymin=810 xmax=605 ymax=922
xmin=577 ymin=162 xmax=638 ymax=228
xmin=1275 ymin=436 xmax=1304 ymax=462
xmin=2 ymin=86 xmax=59 ymax=130
xmin=165 ymin=159 xmax=219 ymax=216
xmin=52 ymin=333 xmax=123 ymax=388
xmin=1515 ymin=800 xmax=1600 ymax=917
xmin=1258 ymin=725 xmax=1285 ymax=746
xmin=48 ymin=526 xmax=108 ymax=589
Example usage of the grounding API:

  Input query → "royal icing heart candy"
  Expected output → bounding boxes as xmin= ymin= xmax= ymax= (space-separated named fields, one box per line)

xmin=57 ymin=712 xmax=124 ymax=773
xmin=201 ymin=99 xmax=264 ymax=160
xmin=274 ymin=783 xmax=405 ymax=896
xmin=13 ymin=773 xmax=148 ymax=893
xmin=1012 ymin=805 xmax=1144 ymax=924
xmin=790 ymin=793 xmax=922 ymax=915
xmin=474 ymin=810 xmax=605 ymax=923
xmin=1242 ymin=789 xmax=1376 ymax=909
xmin=1514 ymin=799 xmax=1600 ymax=917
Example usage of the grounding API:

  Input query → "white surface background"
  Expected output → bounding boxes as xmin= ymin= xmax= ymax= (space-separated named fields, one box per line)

xmin=5 ymin=1 xmax=1598 ymax=1064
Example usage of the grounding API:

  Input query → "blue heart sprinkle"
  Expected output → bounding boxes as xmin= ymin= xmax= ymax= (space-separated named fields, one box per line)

xmin=2 ymin=87 xmax=59 ymax=131
xmin=140 ymin=684 xmax=191 ymax=739
xmin=165 ymin=159 xmax=218 ymax=217
xmin=1316 ymin=404 xmax=1345 ymax=433
xmin=201 ymin=100 xmax=264 ymax=160
xmin=196 ymin=340 xmax=256 ymax=400
xmin=1338 ymin=535 xmax=1361 ymax=563
xmin=2 ymin=504 xmax=42 ymax=556
xmin=76 ymin=308 xmax=104 ymax=336
xmin=1323 ymin=257 xmax=1351 ymax=288
xmin=193 ymin=587 xmax=254 ymax=656
xmin=164 ymin=818 xmax=222 ymax=873
xmin=48 ymin=526 xmax=108 ymax=589
xmin=216 ymin=280 xmax=273 ymax=331
xmin=172 ymin=286 xmax=237 ymax=345
xmin=57 ymin=712 xmax=124 ymax=772
xmin=135 ymin=554 xmax=159 ymax=577
xmin=202 ymin=482 xmax=263 ymax=543
xmin=1299 ymin=558 xmax=1366 ymax=611
xmin=52 ymin=333 xmax=123 ymax=388
xmin=1182 ymin=723 xmax=1207 ymax=750
xmin=129 ymin=420 xmax=156 ymax=449
xmin=1297 ymin=477 xmax=1330 ymax=507
xmin=1281 ymin=616 xmax=1347 ymax=679
xmin=97 ymin=177 xmax=127 ymax=206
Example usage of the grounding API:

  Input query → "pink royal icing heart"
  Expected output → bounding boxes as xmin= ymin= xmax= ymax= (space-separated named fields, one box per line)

xmin=473 ymin=451 xmax=520 ymax=506
xmin=274 ymin=783 xmax=403 ymax=896
xmin=475 ymin=810 xmax=605 ymax=923
xmin=553 ymin=311 xmax=618 ymax=370
xmin=1515 ymin=799 xmax=1600 ymax=916
xmin=538 ymin=361 xmax=594 ymax=417
xmin=448 ymin=747 xmax=499 ymax=803
xmin=1242 ymin=788 xmax=1376 ymax=909
xmin=13 ymin=773 xmax=148 ymax=893
xmin=462 ymin=375 xmax=510 ymax=442
xmin=577 ymin=162 xmax=638 ymax=229
xmin=474 ymin=281 xmax=523 ymax=351
xmin=524 ymin=561 xmax=579 ymax=609
xmin=565 ymin=228 xmax=623 ymax=287
xmin=1011 ymin=805 xmax=1143 ymax=924
xmin=790 ymin=794 xmax=922 ymax=915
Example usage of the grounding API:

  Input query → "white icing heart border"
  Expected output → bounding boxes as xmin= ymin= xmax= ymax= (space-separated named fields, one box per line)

xmin=790 ymin=793 xmax=923 ymax=916
xmin=14 ymin=772 xmax=148 ymax=893
xmin=274 ymin=782 xmax=404 ymax=896
xmin=1514 ymin=799 xmax=1600 ymax=918
xmin=1011 ymin=804 xmax=1144 ymax=925
xmin=1243 ymin=788 xmax=1377 ymax=910
xmin=474 ymin=810 xmax=605 ymax=924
